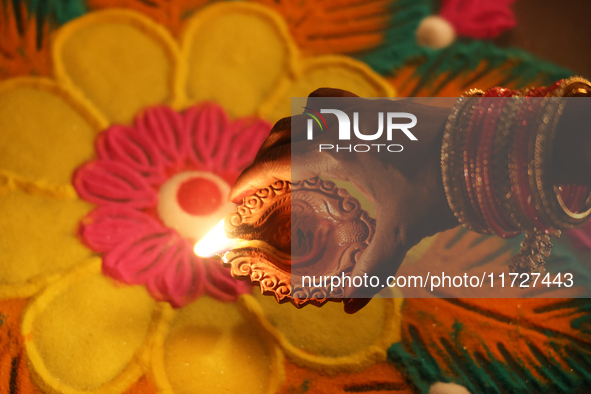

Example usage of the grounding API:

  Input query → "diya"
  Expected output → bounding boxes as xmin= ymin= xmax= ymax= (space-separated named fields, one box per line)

xmin=195 ymin=178 xmax=375 ymax=307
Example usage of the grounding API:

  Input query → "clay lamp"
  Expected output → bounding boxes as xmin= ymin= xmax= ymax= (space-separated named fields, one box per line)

xmin=195 ymin=178 xmax=375 ymax=307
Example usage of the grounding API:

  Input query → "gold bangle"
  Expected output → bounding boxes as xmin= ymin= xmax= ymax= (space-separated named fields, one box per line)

xmin=442 ymin=97 xmax=470 ymax=228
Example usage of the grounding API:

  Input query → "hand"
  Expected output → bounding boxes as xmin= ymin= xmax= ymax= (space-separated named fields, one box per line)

xmin=230 ymin=88 xmax=459 ymax=313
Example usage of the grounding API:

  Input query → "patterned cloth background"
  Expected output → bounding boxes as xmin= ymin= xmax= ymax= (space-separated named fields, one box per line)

xmin=1 ymin=0 xmax=591 ymax=393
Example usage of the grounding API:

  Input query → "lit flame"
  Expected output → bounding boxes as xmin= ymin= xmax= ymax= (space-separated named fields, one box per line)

xmin=194 ymin=219 xmax=230 ymax=257
xmin=194 ymin=218 xmax=290 ymax=260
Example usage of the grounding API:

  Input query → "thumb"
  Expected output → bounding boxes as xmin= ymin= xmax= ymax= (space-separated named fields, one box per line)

xmin=343 ymin=211 xmax=407 ymax=313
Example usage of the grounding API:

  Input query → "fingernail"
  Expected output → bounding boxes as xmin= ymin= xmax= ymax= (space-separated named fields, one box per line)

xmin=344 ymin=298 xmax=371 ymax=314
xmin=229 ymin=189 xmax=253 ymax=203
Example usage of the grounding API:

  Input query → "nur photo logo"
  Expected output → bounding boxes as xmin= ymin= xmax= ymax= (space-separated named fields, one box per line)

xmin=303 ymin=106 xmax=418 ymax=153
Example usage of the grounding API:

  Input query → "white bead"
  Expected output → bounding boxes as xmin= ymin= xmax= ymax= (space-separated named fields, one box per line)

xmin=416 ymin=16 xmax=456 ymax=49
xmin=429 ymin=382 xmax=472 ymax=394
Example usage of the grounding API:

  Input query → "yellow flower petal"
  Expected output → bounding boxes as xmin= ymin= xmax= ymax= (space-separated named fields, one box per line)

xmin=0 ymin=78 xmax=105 ymax=185
xmin=239 ymin=290 xmax=402 ymax=373
xmin=0 ymin=186 xmax=92 ymax=298
xmin=181 ymin=2 xmax=297 ymax=118
xmin=53 ymin=9 xmax=183 ymax=125
xmin=22 ymin=260 xmax=159 ymax=393
xmin=152 ymin=296 xmax=284 ymax=394
xmin=260 ymin=55 xmax=396 ymax=122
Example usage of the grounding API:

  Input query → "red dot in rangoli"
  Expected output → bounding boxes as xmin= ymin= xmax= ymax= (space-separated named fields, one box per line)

xmin=176 ymin=177 xmax=222 ymax=216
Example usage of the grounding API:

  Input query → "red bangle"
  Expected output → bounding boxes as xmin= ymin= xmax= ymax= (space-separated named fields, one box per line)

xmin=463 ymin=98 xmax=489 ymax=231
xmin=478 ymin=98 xmax=520 ymax=237
xmin=519 ymin=98 xmax=550 ymax=232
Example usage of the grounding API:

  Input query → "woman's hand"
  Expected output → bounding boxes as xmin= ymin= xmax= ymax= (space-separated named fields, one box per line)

xmin=230 ymin=88 xmax=459 ymax=313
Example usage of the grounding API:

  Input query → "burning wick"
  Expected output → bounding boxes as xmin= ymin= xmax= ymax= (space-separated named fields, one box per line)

xmin=194 ymin=219 xmax=233 ymax=257
xmin=194 ymin=219 xmax=293 ymax=260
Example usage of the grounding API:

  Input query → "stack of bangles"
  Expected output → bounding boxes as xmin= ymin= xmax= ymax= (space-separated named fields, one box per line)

xmin=442 ymin=76 xmax=591 ymax=276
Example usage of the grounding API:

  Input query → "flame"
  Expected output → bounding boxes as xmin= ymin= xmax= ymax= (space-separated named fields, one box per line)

xmin=194 ymin=218 xmax=290 ymax=260
xmin=194 ymin=219 xmax=230 ymax=257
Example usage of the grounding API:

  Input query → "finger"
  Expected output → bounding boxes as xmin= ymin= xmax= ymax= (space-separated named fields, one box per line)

xmin=254 ymin=115 xmax=308 ymax=161
xmin=230 ymin=142 xmax=321 ymax=203
xmin=343 ymin=209 xmax=407 ymax=307
xmin=308 ymin=88 xmax=359 ymax=98
xmin=305 ymin=88 xmax=361 ymax=120
xmin=255 ymin=88 xmax=358 ymax=161
xmin=343 ymin=297 xmax=372 ymax=314
xmin=231 ymin=145 xmax=291 ymax=202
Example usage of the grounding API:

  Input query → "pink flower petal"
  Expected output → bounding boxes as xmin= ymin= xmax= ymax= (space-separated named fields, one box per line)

xmin=224 ymin=118 xmax=270 ymax=173
xmin=134 ymin=106 xmax=188 ymax=173
xmin=103 ymin=230 xmax=174 ymax=283
xmin=74 ymin=160 xmax=157 ymax=208
xmin=204 ymin=262 xmax=251 ymax=302
xmin=80 ymin=206 xmax=162 ymax=253
xmin=102 ymin=230 xmax=238 ymax=308
xmin=184 ymin=103 xmax=231 ymax=171
xmin=95 ymin=125 xmax=167 ymax=186
xmin=159 ymin=250 xmax=206 ymax=308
